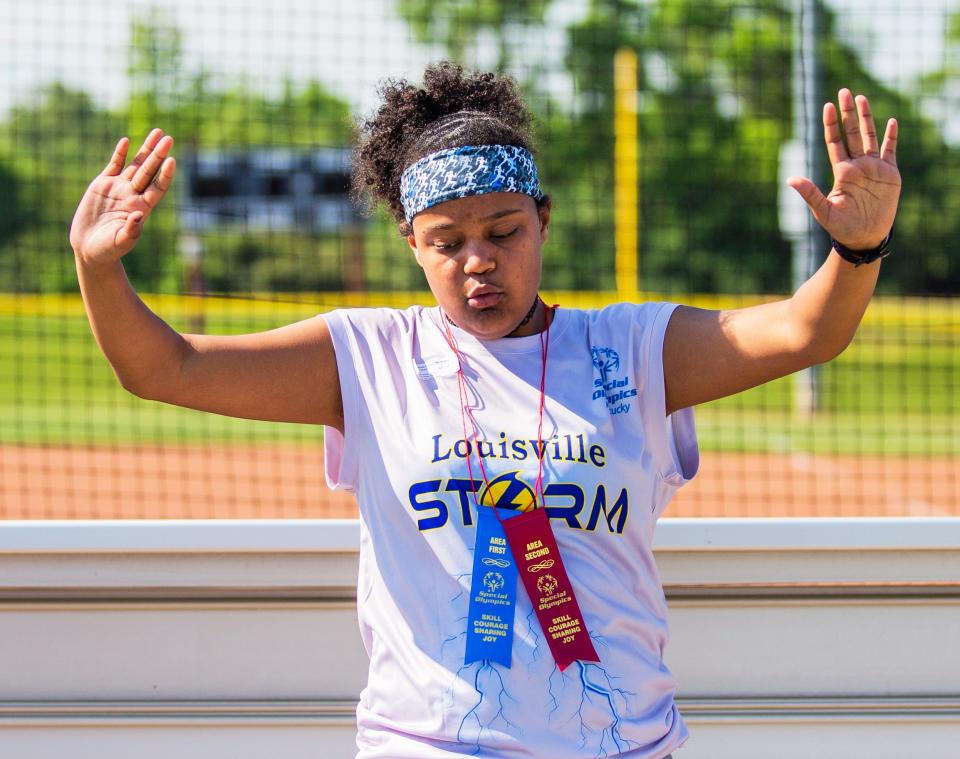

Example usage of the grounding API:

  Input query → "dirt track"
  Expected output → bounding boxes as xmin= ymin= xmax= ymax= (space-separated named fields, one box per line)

xmin=2 ymin=444 xmax=957 ymax=520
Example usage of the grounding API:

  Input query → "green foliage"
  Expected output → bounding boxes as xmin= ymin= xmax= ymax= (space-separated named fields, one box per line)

xmin=403 ymin=0 xmax=959 ymax=295
xmin=533 ymin=1 xmax=647 ymax=289
xmin=397 ymin=0 xmax=553 ymax=70
xmin=127 ymin=7 xmax=185 ymax=140
xmin=888 ymin=4 xmax=960 ymax=294
xmin=540 ymin=0 xmax=794 ymax=292
xmin=0 ymin=1 xmax=957 ymax=295
xmin=168 ymin=75 xmax=355 ymax=294
xmin=170 ymin=76 xmax=353 ymax=149
xmin=0 ymin=159 xmax=30 ymax=250
xmin=0 ymin=84 xmax=128 ymax=291
xmin=0 ymin=12 xmax=353 ymax=294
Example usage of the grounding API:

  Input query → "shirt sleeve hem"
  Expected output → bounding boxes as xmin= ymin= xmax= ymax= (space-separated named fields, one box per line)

xmin=648 ymin=302 xmax=700 ymax=488
xmin=321 ymin=310 xmax=361 ymax=493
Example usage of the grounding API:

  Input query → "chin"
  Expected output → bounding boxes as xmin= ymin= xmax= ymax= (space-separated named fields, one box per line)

xmin=454 ymin=306 xmax=515 ymax=339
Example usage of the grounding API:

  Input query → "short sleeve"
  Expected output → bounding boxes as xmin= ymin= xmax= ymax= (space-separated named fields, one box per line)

xmin=634 ymin=302 xmax=699 ymax=490
xmin=320 ymin=309 xmax=364 ymax=493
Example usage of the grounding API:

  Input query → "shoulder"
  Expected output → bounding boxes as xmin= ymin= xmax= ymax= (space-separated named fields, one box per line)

xmin=561 ymin=301 xmax=679 ymax=334
xmin=321 ymin=304 xmax=437 ymax=338
xmin=320 ymin=305 xmax=446 ymax=372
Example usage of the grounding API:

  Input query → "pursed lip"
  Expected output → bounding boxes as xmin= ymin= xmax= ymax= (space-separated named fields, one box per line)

xmin=466 ymin=285 xmax=504 ymax=308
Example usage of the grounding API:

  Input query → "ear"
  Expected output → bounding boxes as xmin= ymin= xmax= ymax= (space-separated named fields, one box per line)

xmin=537 ymin=201 xmax=552 ymax=244
xmin=406 ymin=232 xmax=424 ymax=268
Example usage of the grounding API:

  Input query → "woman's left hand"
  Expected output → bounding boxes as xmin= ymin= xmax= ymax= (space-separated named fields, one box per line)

xmin=787 ymin=88 xmax=900 ymax=250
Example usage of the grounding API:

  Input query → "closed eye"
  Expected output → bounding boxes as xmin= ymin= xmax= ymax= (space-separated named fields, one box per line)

xmin=491 ymin=228 xmax=518 ymax=240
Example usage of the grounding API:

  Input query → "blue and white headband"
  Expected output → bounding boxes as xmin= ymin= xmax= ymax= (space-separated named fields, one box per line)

xmin=399 ymin=144 xmax=545 ymax=224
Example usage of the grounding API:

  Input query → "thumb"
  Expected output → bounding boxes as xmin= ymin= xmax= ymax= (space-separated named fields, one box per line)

xmin=786 ymin=176 xmax=829 ymax=224
xmin=115 ymin=212 xmax=145 ymax=252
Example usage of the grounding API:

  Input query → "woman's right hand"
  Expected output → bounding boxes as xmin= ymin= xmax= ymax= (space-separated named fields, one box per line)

xmin=69 ymin=128 xmax=176 ymax=265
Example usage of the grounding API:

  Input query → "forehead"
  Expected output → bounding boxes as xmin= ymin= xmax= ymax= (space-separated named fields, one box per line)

xmin=412 ymin=192 xmax=538 ymax=232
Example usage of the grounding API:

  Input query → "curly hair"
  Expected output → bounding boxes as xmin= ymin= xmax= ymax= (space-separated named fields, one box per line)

xmin=352 ymin=61 xmax=548 ymax=234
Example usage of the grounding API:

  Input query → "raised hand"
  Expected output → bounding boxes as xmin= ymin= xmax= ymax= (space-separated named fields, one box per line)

xmin=787 ymin=89 xmax=900 ymax=251
xmin=69 ymin=129 xmax=176 ymax=265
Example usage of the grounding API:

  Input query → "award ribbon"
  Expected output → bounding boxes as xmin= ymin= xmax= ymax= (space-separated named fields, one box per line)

xmin=503 ymin=507 xmax=600 ymax=671
xmin=441 ymin=302 xmax=599 ymax=671
xmin=464 ymin=506 xmax=522 ymax=666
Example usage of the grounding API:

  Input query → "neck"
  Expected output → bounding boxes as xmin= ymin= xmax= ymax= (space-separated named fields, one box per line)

xmin=506 ymin=296 xmax=546 ymax=337
xmin=443 ymin=296 xmax=549 ymax=338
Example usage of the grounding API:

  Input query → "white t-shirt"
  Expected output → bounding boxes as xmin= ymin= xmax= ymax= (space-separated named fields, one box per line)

xmin=323 ymin=303 xmax=699 ymax=759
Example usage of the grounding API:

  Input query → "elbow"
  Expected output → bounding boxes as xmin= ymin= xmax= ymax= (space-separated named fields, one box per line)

xmin=116 ymin=371 xmax=162 ymax=402
xmin=114 ymin=362 xmax=182 ymax=403
xmin=796 ymin=329 xmax=854 ymax=367
xmin=114 ymin=340 xmax=190 ymax=402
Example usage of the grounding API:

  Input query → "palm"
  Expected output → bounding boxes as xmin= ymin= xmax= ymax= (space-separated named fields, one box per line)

xmin=70 ymin=129 xmax=176 ymax=263
xmin=788 ymin=89 xmax=900 ymax=251
xmin=822 ymin=155 xmax=900 ymax=247
xmin=74 ymin=175 xmax=153 ymax=256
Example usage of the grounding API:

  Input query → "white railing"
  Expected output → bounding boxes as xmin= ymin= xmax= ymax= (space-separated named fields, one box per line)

xmin=2 ymin=518 xmax=959 ymax=759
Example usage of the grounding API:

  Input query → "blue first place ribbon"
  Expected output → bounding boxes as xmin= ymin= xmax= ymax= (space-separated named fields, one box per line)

xmin=465 ymin=506 xmax=522 ymax=667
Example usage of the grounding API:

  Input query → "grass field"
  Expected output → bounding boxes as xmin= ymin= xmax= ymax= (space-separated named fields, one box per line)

xmin=1 ymin=292 xmax=957 ymax=455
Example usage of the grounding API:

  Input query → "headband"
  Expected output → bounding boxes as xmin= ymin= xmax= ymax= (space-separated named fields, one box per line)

xmin=399 ymin=144 xmax=545 ymax=224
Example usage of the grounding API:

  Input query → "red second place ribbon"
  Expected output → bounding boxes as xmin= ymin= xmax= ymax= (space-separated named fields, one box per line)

xmin=502 ymin=508 xmax=600 ymax=671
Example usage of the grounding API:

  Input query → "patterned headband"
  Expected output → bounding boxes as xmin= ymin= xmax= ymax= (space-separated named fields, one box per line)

xmin=399 ymin=144 xmax=545 ymax=224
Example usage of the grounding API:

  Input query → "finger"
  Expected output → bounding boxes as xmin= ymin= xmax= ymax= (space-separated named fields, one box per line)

xmin=143 ymin=156 xmax=177 ymax=207
xmin=103 ymin=137 xmax=129 ymax=176
xmin=114 ymin=212 xmax=145 ymax=252
xmin=856 ymin=94 xmax=880 ymax=156
xmin=880 ymin=118 xmax=898 ymax=166
xmin=838 ymin=88 xmax=864 ymax=158
xmin=822 ymin=102 xmax=848 ymax=166
xmin=122 ymin=128 xmax=164 ymax=180
xmin=131 ymin=135 xmax=174 ymax=194
xmin=787 ymin=175 xmax=830 ymax=226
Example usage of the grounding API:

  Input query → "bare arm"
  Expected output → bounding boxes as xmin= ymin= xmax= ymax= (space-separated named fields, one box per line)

xmin=664 ymin=252 xmax=878 ymax=414
xmin=664 ymin=89 xmax=900 ymax=415
xmin=70 ymin=130 xmax=344 ymax=431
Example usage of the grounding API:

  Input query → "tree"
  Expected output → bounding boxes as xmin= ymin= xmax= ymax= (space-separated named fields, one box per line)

xmin=167 ymin=74 xmax=355 ymax=293
xmin=0 ymin=10 xmax=357 ymax=294
xmin=127 ymin=8 xmax=184 ymax=140
xmin=0 ymin=84 xmax=124 ymax=291
xmin=0 ymin=159 xmax=33 ymax=289
xmin=400 ymin=0 xmax=960 ymax=295
xmin=636 ymin=0 xmax=793 ymax=292
xmin=397 ymin=0 xmax=553 ymax=71
xmin=892 ymin=7 xmax=960 ymax=293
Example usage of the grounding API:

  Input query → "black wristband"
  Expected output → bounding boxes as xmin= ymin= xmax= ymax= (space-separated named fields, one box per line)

xmin=830 ymin=229 xmax=894 ymax=268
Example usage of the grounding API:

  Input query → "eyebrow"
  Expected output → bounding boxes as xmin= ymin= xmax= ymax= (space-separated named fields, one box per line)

xmin=421 ymin=208 xmax=524 ymax=235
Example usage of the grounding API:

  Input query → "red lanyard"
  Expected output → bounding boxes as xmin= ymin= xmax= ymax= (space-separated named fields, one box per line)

xmin=439 ymin=304 xmax=554 ymax=522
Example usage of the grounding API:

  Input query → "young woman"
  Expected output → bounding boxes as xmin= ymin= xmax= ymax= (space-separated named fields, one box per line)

xmin=70 ymin=62 xmax=899 ymax=758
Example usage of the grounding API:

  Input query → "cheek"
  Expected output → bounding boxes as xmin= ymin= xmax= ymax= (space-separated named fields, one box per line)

xmin=515 ymin=242 xmax=542 ymax=276
xmin=421 ymin=256 xmax=461 ymax=292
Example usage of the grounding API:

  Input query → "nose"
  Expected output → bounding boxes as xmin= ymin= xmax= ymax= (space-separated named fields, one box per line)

xmin=462 ymin=239 xmax=496 ymax=276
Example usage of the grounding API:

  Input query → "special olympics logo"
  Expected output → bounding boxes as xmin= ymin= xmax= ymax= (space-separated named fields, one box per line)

xmin=536 ymin=574 xmax=559 ymax=596
xmin=527 ymin=559 xmax=555 ymax=573
xmin=483 ymin=572 xmax=505 ymax=593
xmin=592 ymin=346 xmax=621 ymax=385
